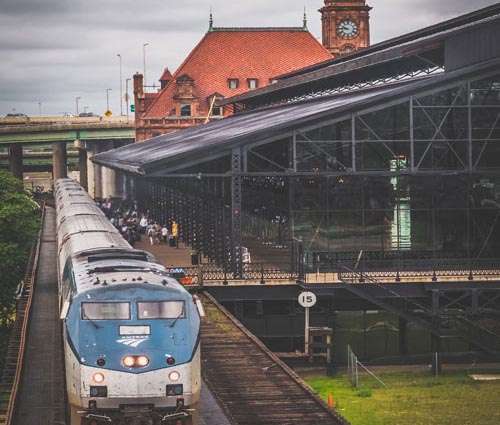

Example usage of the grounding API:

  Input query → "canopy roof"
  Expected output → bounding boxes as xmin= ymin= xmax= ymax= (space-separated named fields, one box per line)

xmin=93 ymin=57 xmax=499 ymax=177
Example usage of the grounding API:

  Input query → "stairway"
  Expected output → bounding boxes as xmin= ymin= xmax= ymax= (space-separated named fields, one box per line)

xmin=337 ymin=269 xmax=500 ymax=356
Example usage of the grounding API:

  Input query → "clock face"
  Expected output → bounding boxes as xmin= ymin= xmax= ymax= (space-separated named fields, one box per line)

xmin=337 ymin=19 xmax=359 ymax=39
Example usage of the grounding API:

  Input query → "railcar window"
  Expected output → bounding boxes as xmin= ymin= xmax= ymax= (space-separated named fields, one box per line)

xmin=137 ymin=301 xmax=185 ymax=319
xmin=81 ymin=302 xmax=130 ymax=320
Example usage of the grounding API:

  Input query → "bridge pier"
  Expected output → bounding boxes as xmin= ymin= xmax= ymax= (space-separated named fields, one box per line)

xmin=78 ymin=149 xmax=88 ymax=190
xmin=8 ymin=144 xmax=23 ymax=179
xmin=102 ymin=166 xmax=118 ymax=199
xmin=52 ymin=143 xmax=67 ymax=180
xmin=93 ymin=154 xmax=103 ymax=199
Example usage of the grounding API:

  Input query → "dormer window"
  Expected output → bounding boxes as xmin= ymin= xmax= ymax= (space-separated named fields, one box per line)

xmin=180 ymin=104 xmax=191 ymax=117
xmin=248 ymin=79 xmax=259 ymax=89
xmin=212 ymin=105 xmax=223 ymax=116
xmin=228 ymin=79 xmax=239 ymax=89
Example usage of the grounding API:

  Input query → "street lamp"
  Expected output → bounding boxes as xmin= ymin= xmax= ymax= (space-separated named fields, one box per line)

xmin=125 ymin=78 xmax=132 ymax=119
xmin=117 ymin=53 xmax=123 ymax=116
xmin=105 ymin=88 xmax=112 ymax=113
xmin=75 ymin=96 xmax=81 ymax=115
xmin=143 ymin=42 xmax=149 ymax=88
xmin=38 ymin=101 xmax=42 ymax=116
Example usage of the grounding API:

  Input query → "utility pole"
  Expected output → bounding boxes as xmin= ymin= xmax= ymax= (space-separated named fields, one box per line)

xmin=117 ymin=53 xmax=123 ymax=116
xmin=125 ymin=78 xmax=131 ymax=119
xmin=75 ymin=96 xmax=81 ymax=115
xmin=143 ymin=42 xmax=149 ymax=88
xmin=106 ymin=88 xmax=112 ymax=113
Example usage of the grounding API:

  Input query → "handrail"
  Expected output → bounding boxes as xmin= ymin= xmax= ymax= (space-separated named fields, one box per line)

xmin=3 ymin=203 xmax=45 ymax=425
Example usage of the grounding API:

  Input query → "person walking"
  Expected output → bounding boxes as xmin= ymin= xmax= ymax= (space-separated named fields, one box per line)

xmin=147 ymin=225 xmax=155 ymax=246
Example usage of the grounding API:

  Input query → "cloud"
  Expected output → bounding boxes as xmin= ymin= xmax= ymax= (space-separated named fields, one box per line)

xmin=0 ymin=0 xmax=498 ymax=115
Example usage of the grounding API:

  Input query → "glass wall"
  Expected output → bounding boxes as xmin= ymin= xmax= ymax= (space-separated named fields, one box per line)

xmin=286 ymin=72 xmax=500 ymax=271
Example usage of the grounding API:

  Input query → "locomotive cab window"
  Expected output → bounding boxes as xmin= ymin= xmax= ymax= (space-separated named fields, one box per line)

xmin=138 ymin=301 xmax=185 ymax=319
xmin=81 ymin=302 xmax=130 ymax=320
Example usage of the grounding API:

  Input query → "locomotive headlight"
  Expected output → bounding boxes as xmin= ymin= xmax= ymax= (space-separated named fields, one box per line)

xmin=92 ymin=372 xmax=105 ymax=383
xmin=136 ymin=355 xmax=149 ymax=367
xmin=169 ymin=371 xmax=181 ymax=382
xmin=123 ymin=356 xmax=135 ymax=368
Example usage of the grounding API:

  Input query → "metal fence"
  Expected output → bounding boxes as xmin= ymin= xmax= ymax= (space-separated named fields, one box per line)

xmin=180 ymin=262 xmax=299 ymax=285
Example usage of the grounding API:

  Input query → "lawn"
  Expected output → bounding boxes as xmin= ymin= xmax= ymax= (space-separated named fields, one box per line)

xmin=305 ymin=369 xmax=500 ymax=425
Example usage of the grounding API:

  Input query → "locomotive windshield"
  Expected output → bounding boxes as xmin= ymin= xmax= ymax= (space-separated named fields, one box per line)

xmin=137 ymin=301 xmax=185 ymax=319
xmin=81 ymin=302 xmax=130 ymax=320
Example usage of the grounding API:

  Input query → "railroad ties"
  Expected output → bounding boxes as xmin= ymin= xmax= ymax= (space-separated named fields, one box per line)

xmin=0 ymin=206 xmax=43 ymax=425
xmin=200 ymin=293 xmax=349 ymax=425
xmin=0 ymin=206 xmax=66 ymax=425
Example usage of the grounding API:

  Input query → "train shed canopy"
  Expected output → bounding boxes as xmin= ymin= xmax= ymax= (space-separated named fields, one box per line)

xmin=93 ymin=56 xmax=499 ymax=177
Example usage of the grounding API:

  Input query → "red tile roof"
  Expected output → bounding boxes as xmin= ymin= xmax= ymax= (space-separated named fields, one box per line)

xmin=144 ymin=28 xmax=332 ymax=118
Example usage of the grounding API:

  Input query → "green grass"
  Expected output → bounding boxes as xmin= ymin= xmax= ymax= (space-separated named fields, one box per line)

xmin=306 ymin=370 xmax=500 ymax=425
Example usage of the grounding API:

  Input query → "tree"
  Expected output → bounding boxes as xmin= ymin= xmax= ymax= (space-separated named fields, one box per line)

xmin=0 ymin=170 xmax=40 ymax=325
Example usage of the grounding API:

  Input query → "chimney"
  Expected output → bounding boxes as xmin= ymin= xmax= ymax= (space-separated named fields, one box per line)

xmin=133 ymin=73 xmax=145 ymax=129
xmin=133 ymin=72 xmax=144 ymax=98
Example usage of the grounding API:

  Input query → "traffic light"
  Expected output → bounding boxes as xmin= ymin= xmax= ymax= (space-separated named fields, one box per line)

xmin=130 ymin=104 xmax=135 ymax=112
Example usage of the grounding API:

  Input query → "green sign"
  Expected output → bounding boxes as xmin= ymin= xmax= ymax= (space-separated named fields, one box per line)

xmin=130 ymin=104 xmax=135 ymax=112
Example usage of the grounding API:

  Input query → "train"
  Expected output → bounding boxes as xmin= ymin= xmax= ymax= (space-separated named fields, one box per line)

xmin=54 ymin=178 xmax=201 ymax=425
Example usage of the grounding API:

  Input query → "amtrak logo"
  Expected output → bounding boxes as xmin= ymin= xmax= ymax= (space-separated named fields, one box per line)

xmin=116 ymin=336 xmax=148 ymax=347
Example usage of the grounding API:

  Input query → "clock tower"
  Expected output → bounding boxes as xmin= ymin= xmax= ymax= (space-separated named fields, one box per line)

xmin=320 ymin=0 xmax=372 ymax=57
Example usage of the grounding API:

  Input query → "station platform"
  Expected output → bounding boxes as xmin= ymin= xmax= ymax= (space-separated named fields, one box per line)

xmin=12 ymin=207 xmax=66 ymax=424
xmin=134 ymin=238 xmax=195 ymax=268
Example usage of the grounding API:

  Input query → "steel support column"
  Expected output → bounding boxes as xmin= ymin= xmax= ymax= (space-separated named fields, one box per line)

xmin=399 ymin=317 xmax=408 ymax=356
xmin=231 ymin=148 xmax=243 ymax=276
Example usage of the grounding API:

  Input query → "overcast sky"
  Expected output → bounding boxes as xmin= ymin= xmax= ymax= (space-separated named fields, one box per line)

xmin=0 ymin=0 xmax=498 ymax=116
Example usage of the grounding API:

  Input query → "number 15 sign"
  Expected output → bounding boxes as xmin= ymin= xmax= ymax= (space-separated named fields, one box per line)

xmin=298 ymin=291 xmax=317 ymax=308
xmin=298 ymin=291 xmax=317 ymax=354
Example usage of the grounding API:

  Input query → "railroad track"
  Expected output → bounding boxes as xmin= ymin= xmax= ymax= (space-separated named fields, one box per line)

xmin=0 ymin=204 xmax=44 ymax=425
xmin=200 ymin=292 xmax=349 ymax=425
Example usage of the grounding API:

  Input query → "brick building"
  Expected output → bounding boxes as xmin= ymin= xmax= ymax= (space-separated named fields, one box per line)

xmin=134 ymin=1 xmax=371 ymax=141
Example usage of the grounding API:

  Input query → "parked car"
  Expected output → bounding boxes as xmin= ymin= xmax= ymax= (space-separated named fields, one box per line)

xmin=6 ymin=113 xmax=27 ymax=117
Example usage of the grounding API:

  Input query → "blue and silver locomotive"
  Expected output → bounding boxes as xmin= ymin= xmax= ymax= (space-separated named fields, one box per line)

xmin=55 ymin=179 xmax=201 ymax=424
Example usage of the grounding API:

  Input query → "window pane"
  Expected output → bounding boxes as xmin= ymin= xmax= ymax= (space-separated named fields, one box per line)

xmin=138 ymin=301 xmax=185 ymax=319
xmin=82 ymin=302 xmax=130 ymax=320
xmin=180 ymin=104 xmax=191 ymax=117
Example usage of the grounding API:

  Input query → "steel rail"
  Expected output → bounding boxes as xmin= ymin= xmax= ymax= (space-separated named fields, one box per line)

xmin=201 ymin=291 xmax=349 ymax=425
xmin=0 ymin=203 xmax=45 ymax=425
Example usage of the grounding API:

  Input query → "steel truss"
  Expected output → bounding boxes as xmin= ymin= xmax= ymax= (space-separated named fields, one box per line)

xmin=133 ymin=70 xmax=500 ymax=276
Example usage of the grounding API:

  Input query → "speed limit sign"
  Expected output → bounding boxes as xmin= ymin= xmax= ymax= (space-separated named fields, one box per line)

xmin=298 ymin=291 xmax=317 ymax=308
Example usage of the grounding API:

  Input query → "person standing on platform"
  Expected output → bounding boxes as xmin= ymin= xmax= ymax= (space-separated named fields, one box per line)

xmin=171 ymin=220 xmax=179 ymax=248
xmin=161 ymin=224 xmax=169 ymax=244
xmin=139 ymin=215 xmax=148 ymax=234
